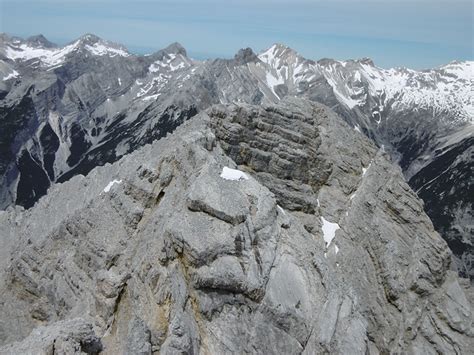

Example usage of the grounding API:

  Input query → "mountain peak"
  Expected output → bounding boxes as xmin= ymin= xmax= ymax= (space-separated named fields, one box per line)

xmin=234 ymin=47 xmax=259 ymax=65
xmin=148 ymin=42 xmax=188 ymax=62
xmin=270 ymin=43 xmax=292 ymax=52
xmin=76 ymin=33 xmax=103 ymax=45
xmin=71 ymin=33 xmax=131 ymax=57
xmin=26 ymin=34 xmax=56 ymax=48
xmin=357 ymin=57 xmax=375 ymax=66
xmin=163 ymin=42 xmax=187 ymax=57
xmin=258 ymin=43 xmax=303 ymax=68
xmin=259 ymin=43 xmax=301 ymax=60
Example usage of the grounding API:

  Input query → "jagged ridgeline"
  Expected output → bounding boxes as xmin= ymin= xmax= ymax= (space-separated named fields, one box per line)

xmin=1 ymin=33 xmax=472 ymax=280
xmin=0 ymin=99 xmax=472 ymax=353
xmin=0 ymin=33 xmax=473 ymax=351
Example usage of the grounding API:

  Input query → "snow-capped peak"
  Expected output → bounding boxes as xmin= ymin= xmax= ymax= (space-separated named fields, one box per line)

xmin=439 ymin=61 xmax=472 ymax=82
xmin=258 ymin=43 xmax=301 ymax=68
xmin=75 ymin=34 xmax=130 ymax=57
xmin=257 ymin=43 xmax=318 ymax=99
xmin=4 ymin=41 xmax=80 ymax=67
xmin=1 ymin=34 xmax=130 ymax=68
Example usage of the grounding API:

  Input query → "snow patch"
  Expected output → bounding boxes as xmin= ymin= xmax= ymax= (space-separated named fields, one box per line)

xmin=149 ymin=54 xmax=188 ymax=73
xmin=84 ymin=43 xmax=129 ymax=57
xmin=170 ymin=61 xmax=186 ymax=71
xmin=149 ymin=62 xmax=162 ymax=73
xmin=321 ymin=217 xmax=340 ymax=247
xmin=264 ymin=71 xmax=285 ymax=99
xmin=5 ymin=42 xmax=79 ymax=66
xmin=103 ymin=179 xmax=122 ymax=193
xmin=354 ymin=71 xmax=361 ymax=82
xmin=142 ymin=94 xmax=160 ymax=101
xmin=2 ymin=69 xmax=19 ymax=81
xmin=220 ymin=167 xmax=249 ymax=181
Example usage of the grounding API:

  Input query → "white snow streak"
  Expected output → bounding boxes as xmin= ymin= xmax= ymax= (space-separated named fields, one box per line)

xmin=220 ymin=167 xmax=249 ymax=181
xmin=103 ymin=179 xmax=122 ymax=193
xmin=84 ymin=43 xmax=129 ymax=57
xmin=277 ymin=205 xmax=286 ymax=215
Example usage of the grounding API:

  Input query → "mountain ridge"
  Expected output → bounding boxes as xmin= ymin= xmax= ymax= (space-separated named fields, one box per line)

xmin=2 ymin=33 xmax=472 ymax=70
xmin=0 ymin=32 xmax=472 ymax=280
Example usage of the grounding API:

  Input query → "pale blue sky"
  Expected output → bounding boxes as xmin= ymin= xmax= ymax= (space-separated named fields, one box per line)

xmin=0 ymin=0 xmax=472 ymax=69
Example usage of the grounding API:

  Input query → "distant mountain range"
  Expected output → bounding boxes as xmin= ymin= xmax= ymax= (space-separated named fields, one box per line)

xmin=0 ymin=33 xmax=472 ymax=279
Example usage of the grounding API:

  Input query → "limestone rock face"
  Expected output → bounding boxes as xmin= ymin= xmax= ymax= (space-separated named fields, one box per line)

xmin=0 ymin=98 xmax=472 ymax=354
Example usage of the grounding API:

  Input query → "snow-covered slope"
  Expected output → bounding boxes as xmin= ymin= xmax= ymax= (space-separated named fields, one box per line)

xmin=320 ymin=59 xmax=472 ymax=123
xmin=1 ymin=34 xmax=130 ymax=68
xmin=257 ymin=44 xmax=473 ymax=125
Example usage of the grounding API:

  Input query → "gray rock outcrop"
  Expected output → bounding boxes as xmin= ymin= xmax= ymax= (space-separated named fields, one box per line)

xmin=0 ymin=98 xmax=471 ymax=353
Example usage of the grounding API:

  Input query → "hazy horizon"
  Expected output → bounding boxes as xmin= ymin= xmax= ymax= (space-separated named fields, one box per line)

xmin=1 ymin=0 xmax=472 ymax=69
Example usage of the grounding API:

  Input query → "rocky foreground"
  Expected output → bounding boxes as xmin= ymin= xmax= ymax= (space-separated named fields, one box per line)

xmin=0 ymin=99 xmax=472 ymax=354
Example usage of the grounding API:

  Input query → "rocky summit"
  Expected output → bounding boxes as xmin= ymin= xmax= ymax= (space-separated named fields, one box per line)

xmin=0 ymin=98 xmax=472 ymax=354
xmin=1 ymin=34 xmax=472 ymax=280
